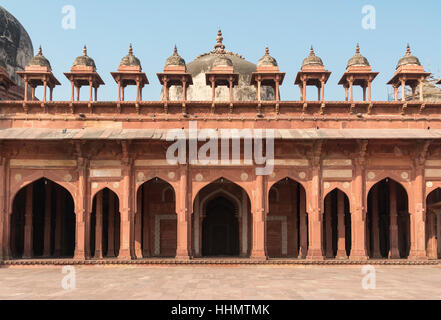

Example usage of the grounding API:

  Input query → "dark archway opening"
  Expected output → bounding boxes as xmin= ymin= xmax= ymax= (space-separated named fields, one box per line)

xmin=367 ymin=178 xmax=410 ymax=259
xmin=90 ymin=188 xmax=120 ymax=258
xmin=202 ymin=196 xmax=239 ymax=257
xmin=10 ymin=178 xmax=75 ymax=259
xmin=426 ymin=188 xmax=441 ymax=259
xmin=323 ymin=189 xmax=351 ymax=259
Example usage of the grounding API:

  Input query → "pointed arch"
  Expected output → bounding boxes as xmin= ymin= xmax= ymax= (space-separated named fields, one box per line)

xmin=135 ymin=177 xmax=177 ymax=258
xmin=89 ymin=188 xmax=121 ymax=258
xmin=267 ymin=177 xmax=307 ymax=258
xmin=425 ymin=188 xmax=441 ymax=259
xmin=193 ymin=177 xmax=252 ymax=257
xmin=366 ymin=178 xmax=410 ymax=259
xmin=322 ymin=188 xmax=351 ymax=259
xmin=10 ymin=178 xmax=76 ymax=259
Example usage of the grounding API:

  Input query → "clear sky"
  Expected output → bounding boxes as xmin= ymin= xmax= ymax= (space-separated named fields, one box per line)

xmin=2 ymin=0 xmax=441 ymax=101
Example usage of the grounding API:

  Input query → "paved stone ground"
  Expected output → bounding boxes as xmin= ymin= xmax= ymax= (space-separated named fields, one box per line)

xmin=0 ymin=265 xmax=440 ymax=300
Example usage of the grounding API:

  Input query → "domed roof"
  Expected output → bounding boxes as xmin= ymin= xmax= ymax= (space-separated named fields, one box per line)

xmin=396 ymin=44 xmax=421 ymax=69
xmin=73 ymin=46 xmax=96 ymax=68
xmin=120 ymin=44 xmax=141 ymax=67
xmin=0 ymin=5 xmax=34 ymax=85
xmin=347 ymin=43 xmax=370 ymax=69
xmin=302 ymin=47 xmax=324 ymax=68
xmin=257 ymin=46 xmax=278 ymax=67
xmin=27 ymin=46 xmax=52 ymax=70
xmin=212 ymin=54 xmax=233 ymax=68
xmin=165 ymin=46 xmax=186 ymax=67
xmin=166 ymin=29 xmax=274 ymax=101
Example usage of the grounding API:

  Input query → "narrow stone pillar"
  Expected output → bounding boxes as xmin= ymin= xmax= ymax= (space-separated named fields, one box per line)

xmin=307 ymin=156 xmax=324 ymax=260
xmin=299 ymin=188 xmax=308 ymax=259
xmin=43 ymin=181 xmax=52 ymax=257
xmin=427 ymin=210 xmax=437 ymax=259
xmin=437 ymin=212 xmax=441 ymax=259
xmin=142 ymin=185 xmax=150 ymax=257
xmin=54 ymin=187 xmax=64 ymax=257
xmin=336 ymin=191 xmax=347 ymax=259
xmin=325 ymin=195 xmax=333 ymax=258
xmin=94 ymin=191 xmax=103 ymax=259
xmin=74 ymin=157 xmax=88 ymax=260
xmin=118 ymin=159 xmax=133 ymax=260
xmin=134 ymin=190 xmax=143 ymax=258
xmin=389 ymin=181 xmax=400 ymax=259
xmin=291 ymin=184 xmax=299 ymax=257
xmin=350 ymin=157 xmax=368 ymax=260
xmin=176 ymin=166 xmax=192 ymax=260
xmin=409 ymin=163 xmax=428 ymax=260
xmin=371 ymin=186 xmax=381 ymax=258
xmin=23 ymin=185 xmax=33 ymax=259
xmin=251 ymin=174 xmax=267 ymax=259
xmin=107 ymin=192 xmax=115 ymax=257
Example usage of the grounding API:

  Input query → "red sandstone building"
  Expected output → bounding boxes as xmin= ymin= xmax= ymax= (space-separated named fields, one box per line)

xmin=2 ymin=7 xmax=441 ymax=265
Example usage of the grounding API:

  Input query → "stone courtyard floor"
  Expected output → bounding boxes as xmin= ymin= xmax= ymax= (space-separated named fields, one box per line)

xmin=0 ymin=265 xmax=440 ymax=300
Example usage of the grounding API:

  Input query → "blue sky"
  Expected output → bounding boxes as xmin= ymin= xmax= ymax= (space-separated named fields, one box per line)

xmin=2 ymin=0 xmax=441 ymax=101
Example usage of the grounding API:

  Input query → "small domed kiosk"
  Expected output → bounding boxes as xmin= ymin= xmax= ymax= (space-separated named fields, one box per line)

xmin=387 ymin=44 xmax=430 ymax=101
xmin=295 ymin=47 xmax=331 ymax=101
xmin=17 ymin=46 xmax=60 ymax=102
xmin=64 ymin=46 xmax=104 ymax=102
xmin=338 ymin=44 xmax=378 ymax=102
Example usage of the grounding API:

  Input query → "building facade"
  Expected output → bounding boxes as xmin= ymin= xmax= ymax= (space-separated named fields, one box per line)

xmin=2 ymin=7 xmax=441 ymax=264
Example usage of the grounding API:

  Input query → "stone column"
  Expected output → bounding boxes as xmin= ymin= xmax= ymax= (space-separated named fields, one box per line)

xmin=427 ymin=210 xmax=437 ymax=259
xmin=370 ymin=186 xmax=381 ymax=258
xmin=142 ymin=185 xmax=150 ymax=257
xmin=134 ymin=189 xmax=143 ymax=258
xmin=54 ymin=187 xmax=64 ymax=257
xmin=299 ymin=188 xmax=308 ymax=259
xmin=94 ymin=191 xmax=103 ymax=259
xmin=437 ymin=212 xmax=441 ymax=259
xmin=325 ymin=195 xmax=333 ymax=258
xmin=350 ymin=157 xmax=368 ymax=260
xmin=118 ymin=159 xmax=132 ymax=260
xmin=43 ymin=181 xmax=52 ymax=257
xmin=241 ymin=189 xmax=248 ymax=257
xmin=107 ymin=192 xmax=115 ymax=257
xmin=74 ymin=157 xmax=88 ymax=260
xmin=291 ymin=184 xmax=298 ymax=257
xmin=176 ymin=166 xmax=191 ymax=259
xmin=336 ymin=191 xmax=347 ymax=259
xmin=401 ymin=78 xmax=406 ymax=102
xmin=23 ymin=185 xmax=33 ymax=259
xmin=307 ymin=155 xmax=324 ymax=260
xmin=251 ymin=174 xmax=267 ymax=259
xmin=0 ymin=157 xmax=6 ymax=260
xmin=389 ymin=181 xmax=400 ymax=259
xmin=409 ymin=162 xmax=428 ymax=260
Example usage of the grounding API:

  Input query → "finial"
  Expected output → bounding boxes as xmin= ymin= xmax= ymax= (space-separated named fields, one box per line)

xmin=356 ymin=43 xmax=360 ymax=54
xmin=83 ymin=45 xmax=87 ymax=56
xmin=310 ymin=46 xmax=315 ymax=56
xmin=37 ymin=46 xmax=42 ymax=56
xmin=214 ymin=28 xmax=225 ymax=53
xmin=129 ymin=44 xmax=133 ymax=55
xmin=174 ymin=45 xmax=178 ymax=55
xmin=265 ymin=45 xmax=269 ymax=55
xmin=406 ymin=43 xmax=411 ymax=54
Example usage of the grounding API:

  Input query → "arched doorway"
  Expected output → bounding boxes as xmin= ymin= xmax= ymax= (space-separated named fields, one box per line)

xmin=367 ymin=178 xmax=410 ymax=259
xmin=323 ymin=189 xmax=351 ymax=259
xmin=202 ymin=196 xmax=239 ymax=256
xmin=10 ymin=178 xmax=75 ymax=259
xmin=426 ymin=188 xmax=441 ymax=259
xmin=90 ymin=188 xmax=120 ymax=258
xmin=135 ymin=178 xmax=177 ymax=258
xmin=194 ymin=178 xmax=252 ymax=258
xmin=267 ymin=178 xmax=308 ymax=258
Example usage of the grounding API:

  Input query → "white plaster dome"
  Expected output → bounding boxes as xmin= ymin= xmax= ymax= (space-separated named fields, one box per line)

xmin=165 ymin=30 xmax=275 ymax=101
